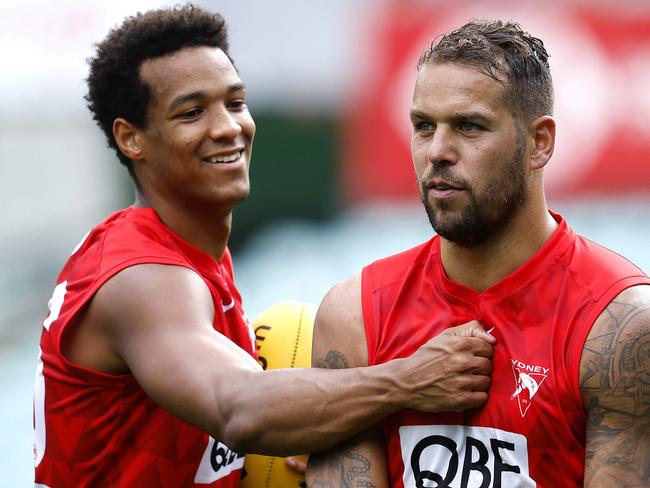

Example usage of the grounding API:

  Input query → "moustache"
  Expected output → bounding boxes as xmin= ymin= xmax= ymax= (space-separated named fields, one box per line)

xmin=421 ymin=167 xmax=468 ymax=190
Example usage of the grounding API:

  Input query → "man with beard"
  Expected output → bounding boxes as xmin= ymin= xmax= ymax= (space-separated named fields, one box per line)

xmin=306 ymin=19 xmax=650 ymax=488
xmin=34 ymin=6 xmax=498 ymax=487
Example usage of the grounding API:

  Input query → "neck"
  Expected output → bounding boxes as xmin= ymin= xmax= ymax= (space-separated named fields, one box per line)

xmin=440 ymin=203 xmax=557 ymax=292
xmin=134 ymin=190 xmax=232 ymax=261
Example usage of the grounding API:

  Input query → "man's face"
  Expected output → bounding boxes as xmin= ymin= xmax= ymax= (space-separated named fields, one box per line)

xmin=135 ymin=46 xmax=255 ymax=211
xmin=410 ymin=61 xmax=528 ymax=247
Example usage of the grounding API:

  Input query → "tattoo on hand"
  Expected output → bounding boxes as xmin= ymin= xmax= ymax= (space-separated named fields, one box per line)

xmin=315 ymin=350 xmax=350 ymax=369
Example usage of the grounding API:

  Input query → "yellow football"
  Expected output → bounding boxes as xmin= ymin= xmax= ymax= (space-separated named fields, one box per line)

xmin=240 ymin=300 xmax=315 ymax=488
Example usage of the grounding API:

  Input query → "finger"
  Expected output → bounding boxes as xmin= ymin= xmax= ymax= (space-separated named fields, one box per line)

xmin=285 ymin=456 xmax=307 ymax=476
xmin=472 ymin=328 xmax=497 ymax=345
xmin=447 ymin=321 xmax=497 ymax=345
xmin=467 ymin=373 xmax=491 ymax=392
xmin=450 ymin=391 xmax=489 ymax=411
xmin=470 ymin=356 xmax=493 ymax=376
xmin=463 ymin=337 xmax=495 ymax=358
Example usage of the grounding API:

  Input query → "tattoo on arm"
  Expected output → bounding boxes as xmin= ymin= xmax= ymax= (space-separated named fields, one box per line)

xmin=315 ymin=350 xmax=350 ymax=369
xmin=309 ymin=448 xmax=376 ymax=488
xmin=581 ymin=287 xmax=650 ymax=486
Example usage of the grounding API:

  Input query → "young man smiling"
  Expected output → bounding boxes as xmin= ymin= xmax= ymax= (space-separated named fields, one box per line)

xmin=307 ymin=19 xmax=650 ymax=488
xmin=34 ymin=5 xmax=498 ymax=487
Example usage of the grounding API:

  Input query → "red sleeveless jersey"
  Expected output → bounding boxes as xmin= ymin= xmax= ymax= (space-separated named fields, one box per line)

xmin=361 ymin=212 xmax=649 ymax=487
xmin=34 ymin=207 xmax=256 ymax=487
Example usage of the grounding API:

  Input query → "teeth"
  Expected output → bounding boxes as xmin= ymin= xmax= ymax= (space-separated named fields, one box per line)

xmin=208 ymin=151 xmax=241 ymax=164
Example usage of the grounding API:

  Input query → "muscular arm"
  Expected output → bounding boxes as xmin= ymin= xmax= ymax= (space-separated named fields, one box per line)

xmin=580 ymin=285 xmax=650 ymax=487
xmin=306 ymin=274 xmax=496 ymax=487
xmin=64 ymin=264 xmax=494 ymax=457
xmin=307 ymin=274 xmax=390 ymax=487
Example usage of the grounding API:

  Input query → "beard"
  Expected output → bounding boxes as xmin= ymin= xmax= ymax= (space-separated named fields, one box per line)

xmin=420 ymin=133 xmax=528 ymax=248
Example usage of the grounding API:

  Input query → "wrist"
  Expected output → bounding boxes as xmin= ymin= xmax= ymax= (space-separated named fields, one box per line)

xmin=363 ymin=358 xmax=412 ymax=412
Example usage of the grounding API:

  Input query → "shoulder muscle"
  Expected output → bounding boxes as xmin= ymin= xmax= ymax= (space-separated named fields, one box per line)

xmin=580 ymin=284 xmax=650 ymax=486
xmin=312 ymin=273 xmax=368 ymax=369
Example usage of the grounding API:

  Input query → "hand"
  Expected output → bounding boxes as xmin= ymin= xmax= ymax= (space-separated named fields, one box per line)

xmin=285 ymin=456 xmax=307 ymax=476
xmin=399 ymin=320 xmax=495 ymax=413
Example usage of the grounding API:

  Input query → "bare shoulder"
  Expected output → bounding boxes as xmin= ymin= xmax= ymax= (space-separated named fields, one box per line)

xmin=580 ymin=284 xmax=650 ymax=486
xmin=312 ymin=272 xmax=368 ymax=368
xmin=62 ymin=264 xmax=214 ymax=373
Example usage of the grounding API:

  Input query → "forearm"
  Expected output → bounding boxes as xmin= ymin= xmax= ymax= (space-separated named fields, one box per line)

xmin=218 ymin=362 xmax=405 ymax=456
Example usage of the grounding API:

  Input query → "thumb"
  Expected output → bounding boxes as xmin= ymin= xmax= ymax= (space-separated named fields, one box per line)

xmin=448 ymin=320 xmax=497 ymax=345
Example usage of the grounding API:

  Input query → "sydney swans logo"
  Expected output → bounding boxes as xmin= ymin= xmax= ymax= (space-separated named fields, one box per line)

xmin=510 ymin=359 xmax=549 ymax=417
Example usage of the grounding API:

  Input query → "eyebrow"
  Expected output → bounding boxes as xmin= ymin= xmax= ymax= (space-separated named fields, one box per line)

xmin=455 ymin=111 xmax=491 ymax=123
xmin=409 ymin=109 xmax=492 ymax=123
xmin=409 ymin=109 xmax=428 ymax=121
xmin=168 ymin=83 xmax=246 ymax=112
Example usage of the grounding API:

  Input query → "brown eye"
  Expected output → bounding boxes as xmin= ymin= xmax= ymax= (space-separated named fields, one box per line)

xmin=228 ymin=99 xmax=247 ymax=111
xmin=179 ymin=108 xmax=204 ymax=118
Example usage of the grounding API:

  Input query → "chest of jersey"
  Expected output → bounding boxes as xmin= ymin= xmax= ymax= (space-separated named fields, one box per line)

xmin=371 ymin=262 xmax=590 ymax=487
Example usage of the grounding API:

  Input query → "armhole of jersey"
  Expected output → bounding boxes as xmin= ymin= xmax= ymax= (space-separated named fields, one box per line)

xmin=53 ymin=257 xmax=196 ymax=380
xmin=361 ymin=263 xmax=378 ymax=366
xmin=566 ymin=276 xmax=650 ymax=408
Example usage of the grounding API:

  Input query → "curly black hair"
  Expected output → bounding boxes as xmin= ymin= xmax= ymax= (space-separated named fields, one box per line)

xmin=85 ymin=3 xmax=230 ymax=174
xmin=419 ymin=19 xmax=553 ymax=125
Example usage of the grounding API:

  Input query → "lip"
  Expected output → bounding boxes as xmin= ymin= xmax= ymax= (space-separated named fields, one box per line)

xmin=425 ymin=178 xmax=464 ymax=199
xmin=202 ymin=147 xmax=246 ymax=165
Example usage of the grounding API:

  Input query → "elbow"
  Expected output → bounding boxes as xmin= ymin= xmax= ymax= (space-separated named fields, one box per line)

xmin=218 ymin=412 xmax=261 ymax=454
xmin=206 ymin=378 xmax=266 ymax=454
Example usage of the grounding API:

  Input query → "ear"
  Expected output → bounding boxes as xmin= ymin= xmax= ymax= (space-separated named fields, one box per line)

xmin=528 ymin=116 xmax=555 ymax=170
xmin=113 ymin=118 xmax=145 ymax=161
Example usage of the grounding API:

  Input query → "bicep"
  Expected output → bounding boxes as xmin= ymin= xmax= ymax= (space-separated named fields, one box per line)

xmin=93 ymin=264 xmax=260 ymax=436
xmin=580 ymin=285 xmax=650 ymax=487
xmin=307 ymin=427 xmax=389 ymax=488
xmin=312 ymin=273 xmax=368 ymax=370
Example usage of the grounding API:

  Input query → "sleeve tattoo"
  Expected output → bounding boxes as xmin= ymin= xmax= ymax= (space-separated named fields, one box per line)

xmin=310 ymin=350 xmax=377 ymax=488
xmin=580 ymin=287 xmax=650 ymax=486
xmin=309 ymin=448 xmax=376 ymax=488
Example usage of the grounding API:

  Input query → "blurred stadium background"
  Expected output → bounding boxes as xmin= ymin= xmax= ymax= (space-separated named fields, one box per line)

xmin=1 ymin=0 xmax=649 ymax=484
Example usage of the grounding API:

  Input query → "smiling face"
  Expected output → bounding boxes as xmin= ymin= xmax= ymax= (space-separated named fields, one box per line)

xmin=132 ymin=46 xmax=255 ymax=213
xmin=410 ymin=62 xmax=528 ymax=247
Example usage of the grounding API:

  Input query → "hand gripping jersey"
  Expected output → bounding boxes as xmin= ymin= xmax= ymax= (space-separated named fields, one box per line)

xmin=361 ymin=213 xmax=650 ymax=487
xmin=34 ymin=207 xmax=256 ymax=488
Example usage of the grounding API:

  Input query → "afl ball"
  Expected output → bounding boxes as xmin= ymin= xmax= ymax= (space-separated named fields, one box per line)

xmin=240 ymin=300 xmax=315 ymax=488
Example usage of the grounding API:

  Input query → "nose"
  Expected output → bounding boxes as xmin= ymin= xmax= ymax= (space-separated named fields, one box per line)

xmin=426 ymin=126 xmax=457 ymax=166
xmin=208 ymin=107 xmax=241 ymax=141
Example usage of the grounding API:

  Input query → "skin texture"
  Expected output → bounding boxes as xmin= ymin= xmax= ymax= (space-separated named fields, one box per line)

xmin=581 ymin=285 xmax=650 ymax=487
xmin=61 ymin=46 xmax=498 ymax=458
xmin=307 ymin=275 xmax=495 ymax=487
xmin=307 ymin=61 xmax=650 ymax=486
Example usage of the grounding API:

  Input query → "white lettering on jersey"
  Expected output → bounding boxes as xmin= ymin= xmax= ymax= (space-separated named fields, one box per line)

xmin=399 ymin=425 xmax=535 ymax=488
xmin=222 ymin=297 xmax=235 ymax=312
xmin=194 ymin=437 xmax=245 ymax=484
xmin=510 ymin=359 xmax=549 ymax=417
xmin=34 ymin=348 xmax=46 ymax=468
xmin=42 ymin=281 xmax=67 ymax=331
xmin=71 ymin=231 xmax=90 ymax=256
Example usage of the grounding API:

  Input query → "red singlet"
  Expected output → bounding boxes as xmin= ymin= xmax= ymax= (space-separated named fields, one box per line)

xmin=362 ymin=212 xmax=649 ymax=487
xmin=34 ymin=207 xmax=256 ymax=487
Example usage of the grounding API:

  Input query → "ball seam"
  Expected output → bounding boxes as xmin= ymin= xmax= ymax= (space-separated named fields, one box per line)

xmin=290 ymin=304 xmax=304 ymax=369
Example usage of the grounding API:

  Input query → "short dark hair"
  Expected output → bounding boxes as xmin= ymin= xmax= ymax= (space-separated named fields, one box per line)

xmin=85 ymin=3 xmax=230 ymax=174
xmin=418 ymin=19 xmax=553 ymax=125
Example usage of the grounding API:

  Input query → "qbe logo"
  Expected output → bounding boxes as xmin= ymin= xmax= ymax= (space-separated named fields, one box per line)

xmin=399 ymin=425 xmax=535 ymax=488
